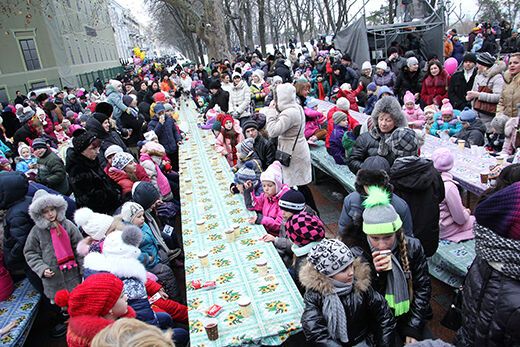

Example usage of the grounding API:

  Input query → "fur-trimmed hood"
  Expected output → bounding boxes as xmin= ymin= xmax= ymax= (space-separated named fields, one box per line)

xmin=299 ymin=258 xmax=371 ymax=295
xmin=28 ymin=189 xmax=68 ymax=229
xmin=482 ymin=61 xmax=507 ymax=80
xmin=83 ymin=252 xmax=147 ymax=283
xmin=370 ymin=97 xmax=408 ymax=130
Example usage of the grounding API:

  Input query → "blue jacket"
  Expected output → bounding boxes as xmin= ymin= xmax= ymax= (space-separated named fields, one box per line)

xmin=105 ymin=85 xmax=128 ymax=129
xmin=0 ymin=139 xmax=11 ymax=157
xmin=15 ymin=156 xmax=37 ymax=173
xmin=430 ymin=111 xmax=462 ymax=137
xmin=364 ymin=94 xmax=378 ymax=115
xmin=327 ymin=124 xmax=348 ymax=165
xmin=148 ymin=116 xmax=181 ymax=154
xmin=138 ymin=222 xmax=160 ymax=269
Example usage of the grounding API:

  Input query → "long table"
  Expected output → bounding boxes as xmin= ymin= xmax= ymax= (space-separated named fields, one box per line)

xmin=315 ymin=99 xmax=498 ymax=196
xmin=178 ymin=102 xmax=305 ymax=347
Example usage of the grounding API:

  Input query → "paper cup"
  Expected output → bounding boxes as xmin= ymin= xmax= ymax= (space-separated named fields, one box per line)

xmin=196 ymin=220 xmax=206 ymax=232
xmin=238 ymin=297 xmax=252 ymax=317
xmin=256 ymin=258 xmax=268 ymax=276
xmin=198 ymin=251 xmax=209 ymax=267
xmin=232 ymin=224 xmax=241 ymax=237
xmin=496 ymin=156 xmax=505 ymax=165
xmin=480 ymin=171 xmax=489 ymax=184
xmin=225 ymin=228 xmax=235 ymax=242
xmin=457 ymin=140 xmax=465 ymax=150
xmin=203 ymin=318 xmax=219 ymax=341
xmin=379 ymin=250 xmax=392 ymax=271
xmin=185 ymin=191 xmax=193 ymax=202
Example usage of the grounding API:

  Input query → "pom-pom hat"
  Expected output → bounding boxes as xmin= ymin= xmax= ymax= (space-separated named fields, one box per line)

xmin=74 ymin=207 xmax=114 ymax=241
xmin=120 ymin=202 xmax=144 ymax=224
xmin=362 ymin=186 xmax=402 ymax=235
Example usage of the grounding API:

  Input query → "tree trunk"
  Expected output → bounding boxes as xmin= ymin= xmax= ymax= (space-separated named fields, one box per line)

xmin=200 ymin=0 xmax=230 ymax=60
xmin=242 ymin=1 xmax=254 ymax=51
xmin=388 ymin=0 xmax=396 ymax=24
xmin=267 ymin=0 xmax=278 ymax=48
xmin=258 ymin=0 xmax=267 ymax=55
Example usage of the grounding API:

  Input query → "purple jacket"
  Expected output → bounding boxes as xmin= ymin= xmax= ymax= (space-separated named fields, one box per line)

xmin=373 ymin=70 xmax=396 ymax=90
xmin=439 ymin=172 xmax=474 ymax=242
xmin=327 ymin=124 xmax=348 ymax=165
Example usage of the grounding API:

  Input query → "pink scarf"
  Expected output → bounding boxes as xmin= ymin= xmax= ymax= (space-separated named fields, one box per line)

xmin=50 ymin=223 xmax=78 ymax=271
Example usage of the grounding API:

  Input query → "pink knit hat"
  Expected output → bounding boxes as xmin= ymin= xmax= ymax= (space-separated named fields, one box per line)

xmin=260 ymin=161 xmax=283 ymax=192
xmin=403 ymin=91 xmax=415 ymax=104
xmin=141 ymin=141 xmax=165 ymax=155
xmin=432 ymin=147 xmax=454 ymax=172
xmin=441 ymin=99 xmax=454 ymax=115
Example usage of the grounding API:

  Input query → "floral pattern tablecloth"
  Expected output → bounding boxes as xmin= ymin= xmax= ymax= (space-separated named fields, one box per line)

xmin=178 ymin=104 xmax=304 ymax=347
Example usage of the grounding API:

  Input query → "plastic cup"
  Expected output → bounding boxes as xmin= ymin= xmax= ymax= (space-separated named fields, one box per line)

xmin=203 ymin=318 xmax=219 ymax=341
xmin=256 ymin=258 xmax=268 ymax=276
xmin=379 ymin=250 xmax=392 ymax=271
xmin=496 ymin=156 xmax=505 ymax=165
xmin=238 ymin=297 xmax=252 ymax=317
xmin=480 ymin=172 xmax=489 ymax=184
xmin=225 ymin=228 xmax=235 ymax=242
xmin=185 ymin=191 xmax=193 ymax=202
xmin=196 ymin=220 xmax=206 ymax=233
xmin=232 ymin=224 xmax=241 ymax=238
xmin=198 ymin=251 xmax=209 ymax=267
xmin=457 ymin=140 xmax=465 ymax=150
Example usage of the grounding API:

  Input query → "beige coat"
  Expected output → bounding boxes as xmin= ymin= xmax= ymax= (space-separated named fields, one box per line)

xmin=265 ymin=83 xmax=312 ymax=186
xmin=497 ymin=71 xmax=520 ymax=118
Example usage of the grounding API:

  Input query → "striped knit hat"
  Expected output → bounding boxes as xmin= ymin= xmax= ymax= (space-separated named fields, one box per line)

xmin=362 ymin=186 xmax=402 ymax=235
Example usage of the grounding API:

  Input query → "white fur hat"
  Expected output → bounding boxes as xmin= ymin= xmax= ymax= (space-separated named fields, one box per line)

xmin=74 ymin=207 xmax=114 ymax=241
xmin=336 ymin=97 xmax=350 ymax=111
xmin=103 ymin=226 xmax=142 ymax=259
xmin=143 ymin=130 xmax=158 ymax=142
xmin=361 ymin=61 xmax=372 ymax=70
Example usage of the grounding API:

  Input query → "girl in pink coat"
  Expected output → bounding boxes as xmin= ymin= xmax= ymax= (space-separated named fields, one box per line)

xmin=215 ymin=114 xmax=244 ymax=166
xmin=402 ymin=91 xmax=425 ymax=129
xmin=243 ymin=161 xmax=289 ymax=236
xmin=432 ymin=148 xmax=474 ymax=242
xmin=304 ymin=99 xmax=327 ymax=142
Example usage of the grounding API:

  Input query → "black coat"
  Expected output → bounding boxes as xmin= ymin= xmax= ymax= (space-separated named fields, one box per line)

xmin=273 ymin=60 xmax=292 ymax=83
xmin=205 ymin=89 xmax=230 ymax=113
xmin=300 ymin=259 xmax=396 ymax=346
xmin=13 ymin=124 xmax=38 ymax=148
xmin=347 ymin=131 xmax=396 ymax=174
xmin=121 ymin=109 xmax=145 ymax=148
xmin=390 ymin=157 xmax=445 ymax=257
xmin=65 ymin=148 xmax=122 ymax=214
xmin=1 ymin=110 xmax=21 ymax=139
xmin=253 ymin=135 xmax=276 ymax=170
xmin=456 ymin=254 xmax=520 ymax=346
xmin=86 ymin=117 xmax=128 ymax=166
xmin=394 ymin=66 xmax=424 ymax=103
xmin=448 ymin=69 xmax=477 ymax=111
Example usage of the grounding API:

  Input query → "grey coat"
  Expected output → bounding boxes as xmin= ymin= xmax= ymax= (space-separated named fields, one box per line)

xmin=471 ymin=62 xmax=506 ymax=130
xmin=265 ymin=83 xmax=312 ymax=186
xmin=24 ymin=191 xmax=83 ymax=300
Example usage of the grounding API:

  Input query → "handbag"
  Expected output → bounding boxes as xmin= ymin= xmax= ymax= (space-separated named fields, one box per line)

xmin=275 ymin=108 xmax=304 ymax=167
xmin=440 ymin=286 xmax=463 ymax=331
xmin=473 ymin=77 xmax=498 ymax=116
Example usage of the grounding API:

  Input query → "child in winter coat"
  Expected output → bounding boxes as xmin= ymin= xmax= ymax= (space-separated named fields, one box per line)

xmin=24 ymin=190 xmax=83 ymax=301
xmin=108 ymin=152 xmax=151 ymax=199
xmin=244 ymin=161 xmax=289 ymax=235
xmin=328 ymin=112 xmax=351 ymax=165
xmin=140 ymin=141 xmax=174 ymax=202
xmin=432 ymin=148 xmax=474 ymax=242
xmin=337 ymin=82 xmax=364 ymax=112
xmin=54 ymin=273 xmax=136 ymax=347
xmin=402 ymin=91 xmax=425 ymax=129
xmin=215 ymin=114 xmax=244 ymax=166
xmin=311 ymin=74 xmax=331 ymax=100
xmin=486 ymin=114 xmax=508 ymax=153
xmin=53 ymin=123 xmax=71 ymax=144
xmin=360 ymin=186 xmax=432 ymax=343
xmin=300 ymin=239 xmax=395 ymax=346
xmin=120 ymin=202 xmax=179 ymax=300
xmin=304 ymin=99 xmax=327 ymax=142
xmin=423 ymin=105 xmax=438 ymax=134
xmin=15 ymin=143 xmax=37 ymax=173
xmin=75 ymin=207 xmax=124 ymax=256
xmin=325 ymin=98 xmax=359 ymax=150
xmin=430 ymin=99 xmax=462 ymax=137
xmin=363 ymin=83 xmax=379 ymax=115
xmin=0 ymin=157 xmax=12 ymax=172
xmin=147 ymin=103 xmax=181 ymax=171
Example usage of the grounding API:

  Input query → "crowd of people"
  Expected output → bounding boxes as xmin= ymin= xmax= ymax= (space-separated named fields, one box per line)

xmin=0 ymin=22 xmax=519 ymax=346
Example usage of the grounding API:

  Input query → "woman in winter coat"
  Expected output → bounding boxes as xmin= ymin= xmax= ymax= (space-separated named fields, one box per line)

xmin=228 ymin=72 xmax=252 ymax=127
xmin=250 ymin=70 xmax=270 ymax=111
xmin=456 ymin=181 xmax=520 ymax=346
xmin=300 ymin=239 xmax=396 ymax=346
xmin=32 ymin=139 xmax=69 ymax=195
xmin=265 ymin=83 xmax=316 ymax=211
xmin=85 ymin=112 xmax=128 ymax=165
xmin=347 ymin=97 xmax=407 ymax=174
xmin=466 ymin=53 xmax=506 ymax=132
xmin=420 ymin=61 xmax=451 ymax=107
xmin=24 ymin=190 xmax=83 ymax=301
xmin=105 ymin=80 xmax=129 ymax=129
xmin=372 ymin=61 xmax=397 ymax=91
xmin=66 ymin=130 xmax=122 ymax=215
xmin=147 ymin=103 xmax=181 ymax=166
xmin=432 ymin=148 xmax=474 ymax=242
xmin=496 ymin=52 xmax=520 ymax=118
xmin=395 ymin=58 xmax=423 ymax=104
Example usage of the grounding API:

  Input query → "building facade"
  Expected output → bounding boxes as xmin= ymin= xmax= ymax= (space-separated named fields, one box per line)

xmin=0 ymin=0 xmax=120 ymax=103
xmin=108 ymin=0 xmax=146 ymax=61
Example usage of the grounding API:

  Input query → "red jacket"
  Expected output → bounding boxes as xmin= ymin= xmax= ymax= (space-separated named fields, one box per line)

xmin=146 ymin=279 xmax=188 ymax=324
xmin=104 ymin=163 xmax=150 ymax=196
xmin=325 ymin=106 xmax=359 ymax=148
xmin=336 ymin=84 xmax=364 ymax=112
xmin=420 ymin=70 xmax=451 ymax=107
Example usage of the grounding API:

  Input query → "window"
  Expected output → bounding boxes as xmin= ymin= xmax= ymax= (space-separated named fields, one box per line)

xmin=19 ymin=38 xmax=41 ymax=71
xmin=30 ymin=81 xmax=47 ymax=89
xmin=0 ymin=88 xmax=8 ymax=104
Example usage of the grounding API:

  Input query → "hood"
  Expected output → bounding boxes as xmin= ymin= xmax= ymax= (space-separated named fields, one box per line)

xmin=371 ymin=97 xmax=408 ymax=130
xmin=28 ymin=190 xmax=68 ymax=229
xmin=299 ymin=258 xmax=371 ymax=295
xmin=275 ymin=83 xmax=299 ymax=111
xmin=483 ymin=61 xmax=507 ymax=79
xmin=390 ymin=157 xmax=434 ymax=191
xmin=105 ymin=84 xmax=118 ymax=95
xmin=503 ymin=70 xmax=520 ymax=84
xmin=85 ymin=116 xmax=108 ymax=139
xmin=232 ymin=80 xmax=247 ymax=91
xmin=0 ymin=171 xmax=29 ymax=209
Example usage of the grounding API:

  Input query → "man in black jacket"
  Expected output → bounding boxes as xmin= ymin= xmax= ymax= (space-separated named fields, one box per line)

xmin=242 ymin=119 xmax=276 ymax=170
xmin=204 ymin=80 xmax=229 ymax=114
xmin=448 ymin=53 xmax=477 ymax=111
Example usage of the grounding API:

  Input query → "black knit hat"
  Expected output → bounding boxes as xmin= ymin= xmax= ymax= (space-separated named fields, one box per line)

xmin=476 ymin=52 xmax=495 ymax=68
xmin=463 ymin=52 xmax=477 ymax=63
xmin=209 ymin=80 xmax=221 ymax=89
xmin=95 ymin=102 xmax=113 ymax=118
xmin=92 ymin=112 xmax=109 ymax=124
xmin=279 ymin=189 xmax=306 ymax=214
xmin=72 ymin=130 xmax=96 ymax=153
xmin=242 ymin=119 xmax=259 ymax=136
xmin=132 ymin=181 xmax=160 ymax=211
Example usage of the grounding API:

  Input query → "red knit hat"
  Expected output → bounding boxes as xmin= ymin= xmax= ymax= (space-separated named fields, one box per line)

xmin=221 ymin=114 xmax=234 ymax=127
xmin=55 ymin=273 xmax=124 ymax=317
xmin=153 ymin=92 xmax=166 ymax=103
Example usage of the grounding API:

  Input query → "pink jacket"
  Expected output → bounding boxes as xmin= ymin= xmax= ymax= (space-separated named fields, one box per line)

xmin=139 ymin=152 xmax=172 ymax=198
xmin=439 ymin=172 xmax=474 ymax=242
xmin=304 ymin=108 xmax=325 ymax=139
xmin=402 ymin=105 xmax=425 ymax=128
xmin=215 ymin=120 xmax=244 ymax=166
xmin=248 ymin=185 xmax=290 ymax=235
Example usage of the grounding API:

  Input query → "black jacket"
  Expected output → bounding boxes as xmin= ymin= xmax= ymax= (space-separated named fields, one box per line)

xmin=65 ymin=148 xmax=122 ymax=214
xmin=300 ymin=258 xmax=396 ymax=346
xmin=86 ymin=117 xmax=128 ymax=165
xmin=121 ymin=109 xmax=145 ymax=148
xmin=347 ymin=131 xmax=395 ymax=174
xmin=1 ymin=110 xmax=21 ymax=139
xmin=390 ymin=157 xmax=445 ymax=257
xmin=455 ymin=119 xmax=486 ymax=147
xmin=253 ymin=135 xmax=276 ymax=170
xmin=205 ymin=89 xmax=230 ymax=113
xmin=395 ymin=66 xmax=424 ymax=103
xmin=448 ymin=69 xmax=477 ymax=111
xmin=273 ymin=60 xmax=292 ymax=83
xmin=13 ymin=124 xmax=38 ymax=148
xmin=456 ymin=253 xmax=520 ymax=346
